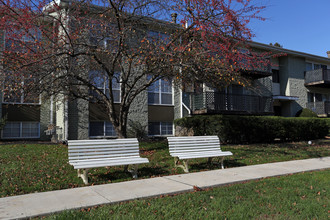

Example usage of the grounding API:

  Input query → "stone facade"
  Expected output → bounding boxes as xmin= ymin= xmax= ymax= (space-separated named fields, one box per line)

xmin=68 ymin=98 xmax=89 ymax=140
xmin=127 ymin=89 xmax=148 ymax=138
xmin=251 ymin=76 xmax=273 ymax=97
xmin=173 ymin=83 xmax=182 ymax=120
xmin=0 ymin=30 xmax=3 ymax=124
xmin=40 ymin=98 xmax=51 ymax=140
xmin=279 ymin=56 xmax=307 ymax=116
xmin=54 ymin=94 xmax=66 ymax=141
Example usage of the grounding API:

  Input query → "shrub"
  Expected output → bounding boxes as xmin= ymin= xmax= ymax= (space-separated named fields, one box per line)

xmin=323 ymin=118 xmax=330 ymax=136
xmin=127 ymin=120 xmax=148 ymax=141
xmin=174 ymin=115 xmax=328 ymax=144
xmin=295 ymin=108 xmax=318 ymax=117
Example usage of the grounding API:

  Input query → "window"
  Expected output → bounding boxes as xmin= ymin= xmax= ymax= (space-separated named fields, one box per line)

xmin=306 ymin=62 xmax=327 ymax=71
xmin=5 ymin=28 xmax=41 ymax=52
xmin=89 ymin=70 xmax=120 ymax=103
xmin=272 ymin=69 xmax=280 ymax=83
xmin=147 ymin=31 xmax=169 ymax=45
xmin=2 ymin=122 xmax=40 ymax=138
xmin=148 ymin=77 xmax=173 ymax=105
xmin=89 ymin=121 xmax=116 ymax=137
xmin=148 ymin=122 xmax=173 ymax=136
xmin=306 ymin=63 xmax=313 ymax=72
xmin=2 ymin=76 xmax=40 ymax=104
xmin=90 ymin=35 xmax=118 ymax=51
xmin=308 ymin=92 xmax=325 ymax=103
xmin=89 ymin=22 xmax=118 ymax=51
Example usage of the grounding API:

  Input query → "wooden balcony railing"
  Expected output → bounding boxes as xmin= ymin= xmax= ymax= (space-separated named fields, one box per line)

xmin=306 ymin=101 xmax=330 ymax=116
xmin=183 ymin=92 xmax=273 ymax=115
xmin=305 ymin=69 xmax=330 ymax=86
xmin=240 ymin=63 xmax=272 ymax=79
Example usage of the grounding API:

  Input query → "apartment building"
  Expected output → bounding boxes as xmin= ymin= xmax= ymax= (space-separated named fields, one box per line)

xmin=183 ymin=42 xmax=330 ymax=119
xmin=0 ymin=0 xmax=182 ymax=141
xmin=1 ymin=1 xmax=330 ymax=141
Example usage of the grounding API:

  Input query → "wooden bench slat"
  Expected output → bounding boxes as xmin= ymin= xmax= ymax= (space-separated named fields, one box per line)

xmin=73 ymin=158 xmax=149 ymax=169
xmin=172 ymin=151 xmax=233 ymax=157
xmin=169 ymin=144 xmax=221 ymax=149
xmin=68 ymin=138 xmax=138 ymax=143
xmin=170 ymin=148 xmax=225 ymax=154
xmin=168 ymin=140 xmax=219 ymax=144
xmin=68 ymin=143 xmax=139 ymax=149
xmin=69 ymin=155 xmax=147 ymax=163
xmin=68 ymin=140 xmax=138 ymax=146
xmin=168 ymin=136 xmax=217 ymax=140
xmin=69 ymin=152 xmax=140 ymax=160
xmin=169 ymin=141 xmax=219 ymax=146
xmin=68 ymin=148 xmax=140 ymax=153
xmin=70 ymin=156 xmax=148 ymax=163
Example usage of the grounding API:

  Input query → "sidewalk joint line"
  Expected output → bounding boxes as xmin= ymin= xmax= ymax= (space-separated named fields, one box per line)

xmin=89 ymin=187 xmax=112 ymax=202
xmin=162 ymin=176 xmax=196 ymax=187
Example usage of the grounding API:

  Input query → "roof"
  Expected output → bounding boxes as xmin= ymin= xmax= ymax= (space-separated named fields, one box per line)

xmin=249 ymin=41 xmax=330 ymax=64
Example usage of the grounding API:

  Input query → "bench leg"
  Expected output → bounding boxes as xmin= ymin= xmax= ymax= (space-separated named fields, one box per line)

xmin=174 ymin=157 xmax=189 ymax=173
xmin=220 ymin=157 xmax=224 ymax=169
xmin=125 ymin=164 xmax=139 ymax=179
xmin=77 ymin=169 xmax=89 ymax=185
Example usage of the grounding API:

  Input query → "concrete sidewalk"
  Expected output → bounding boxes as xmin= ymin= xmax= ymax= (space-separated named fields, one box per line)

xmin=1 ymin=157 xmax=329 ymax=220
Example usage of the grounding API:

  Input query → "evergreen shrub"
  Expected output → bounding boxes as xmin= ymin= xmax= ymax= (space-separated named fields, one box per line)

xmin=174 ymin=115 xmax=328 ymax=144
xmin=295 ymin=108 xmax=318 ymax=117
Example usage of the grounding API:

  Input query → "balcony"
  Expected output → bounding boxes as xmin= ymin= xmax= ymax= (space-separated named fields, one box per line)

xmin=240 ymin=64 xmax=272 ymax=79
xmin=305 ymin=69 xmax=330 ymax=87
xmin=306 ymin=101 xmax=330 ymax=117
xmin=183 ymin=92 xmax=273 ymax=115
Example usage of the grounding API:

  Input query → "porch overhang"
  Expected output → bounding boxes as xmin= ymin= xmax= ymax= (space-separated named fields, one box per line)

xmin=273 ymin=96 xmax=299 ymax=101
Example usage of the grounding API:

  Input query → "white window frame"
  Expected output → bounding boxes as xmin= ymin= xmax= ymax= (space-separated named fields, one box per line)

xmin=148 ymin=77 xmax=174 ymax=106
xmin=89 ymin=121 xmax=117 ymax=138
xmin=308 ymin=92 xmax=328 ymax=102
xmin=147 ymin=31 xmax=170 ymax=44
xmin=89 ymin=22 xmax=118 ymax=52
xmin=1 ymin=122 xmax=40 ymax=139
xmin=89 ymin=70 xmax=121 ymax=103
xmin=148 ymin=122 xmax=174 ymax=137
xmin=2 ymin=76 xmax=41 ymax=105
xmin=306 ymin=61 xmax=326 ymax=71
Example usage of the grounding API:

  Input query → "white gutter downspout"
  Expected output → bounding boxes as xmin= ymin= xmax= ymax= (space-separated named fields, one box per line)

xmin=180 ymin=21 xmax=192 ymax=117
xmin=50 ymin=95 xmax=54 ymax=125
xmin=182 ymin=102 xmax=191 ymax=115
xmin=64 ymin=99 xmax=68 ymax=141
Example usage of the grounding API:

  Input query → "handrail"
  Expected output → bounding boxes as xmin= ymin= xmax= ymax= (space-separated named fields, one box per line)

xmin=305 ymin=69 xmax=330 ymax=84
xmin=183 ymin=92 xmax=273 ymax=114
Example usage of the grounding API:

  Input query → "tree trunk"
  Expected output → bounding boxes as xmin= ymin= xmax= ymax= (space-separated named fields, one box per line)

xmin=111 ymin=107 xmax=128 ymax=139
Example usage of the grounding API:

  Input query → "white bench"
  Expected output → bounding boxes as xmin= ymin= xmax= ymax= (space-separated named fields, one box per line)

xmin=167 ymin=136 xmax=233 ymax=172
xmin=68 ymin=138 xmax=149 ymax=184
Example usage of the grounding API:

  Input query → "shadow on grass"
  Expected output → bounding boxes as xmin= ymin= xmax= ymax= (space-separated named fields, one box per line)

xmin=139 ymin=166 xmax=170 ymax=177
xmin=224 ymin=159 xmax=247 ymax=168
xmin=188 ymin=159 xmax=247 ymax=171
xmin=93 ymin=170 xmax=131 ymax=183
xmin=93 ymin=166 xmax=170 ymax=183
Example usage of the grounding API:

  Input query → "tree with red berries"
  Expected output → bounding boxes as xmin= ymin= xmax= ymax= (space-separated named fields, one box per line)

xmin=0 ymin=0 xmax=269 ymax=138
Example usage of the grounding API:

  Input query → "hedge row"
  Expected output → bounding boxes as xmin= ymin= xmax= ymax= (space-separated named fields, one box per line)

xmin=174 ymin=115 xmax=329 ymax=144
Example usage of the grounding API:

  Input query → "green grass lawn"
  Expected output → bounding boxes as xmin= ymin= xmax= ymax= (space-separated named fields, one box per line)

xmin=44 ymin=170 xmax=330 ymax=220
xmin=0 ymin=139 xmax=329 ymax=198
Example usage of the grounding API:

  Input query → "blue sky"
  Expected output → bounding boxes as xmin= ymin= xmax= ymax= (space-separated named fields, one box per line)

xmin=249 ymin=0 xmax=330 ymax=57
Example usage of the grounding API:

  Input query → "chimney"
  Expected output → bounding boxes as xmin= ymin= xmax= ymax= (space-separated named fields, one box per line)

xmin=171 ymin=13 xmax=177 ymax=23
xmin=327 ymin=51 xmax=330 ymax=58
